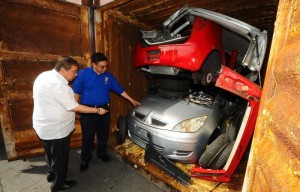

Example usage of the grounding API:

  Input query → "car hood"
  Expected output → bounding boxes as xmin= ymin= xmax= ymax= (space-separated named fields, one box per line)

xmin=129 ymin=94 xmax=215 ymax=130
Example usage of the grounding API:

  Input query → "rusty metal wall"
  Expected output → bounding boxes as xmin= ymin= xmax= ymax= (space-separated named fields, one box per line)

xmin=94 ymin=8 xmax=148 ymax=145
xmin=243 ymin=0 xmax=300 ymax=191
xmin=93 ymin=5 xmax=248 ymax=192
xmin=0 ymin=0 xmax=91 ymax=160
xmin=95 ymin=0 xmax=279 ymax=33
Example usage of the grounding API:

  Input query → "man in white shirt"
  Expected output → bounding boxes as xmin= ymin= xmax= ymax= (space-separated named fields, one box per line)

xmin=33 ymin=56 xmax=108 ymax=192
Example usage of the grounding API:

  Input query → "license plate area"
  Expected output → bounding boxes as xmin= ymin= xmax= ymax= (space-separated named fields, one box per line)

xmin=138 ymin=127 xmax=148 ymax=138
xmin=147 ymin=50 xmax=160 ymax=60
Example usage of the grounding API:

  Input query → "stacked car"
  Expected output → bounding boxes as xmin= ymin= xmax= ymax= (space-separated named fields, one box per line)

xmin=117 ymin=5 xmax=267 ymax=182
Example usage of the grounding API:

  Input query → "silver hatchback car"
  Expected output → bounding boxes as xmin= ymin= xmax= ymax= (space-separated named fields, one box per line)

xmin=127 ymin=92 xmax=224 ymax=163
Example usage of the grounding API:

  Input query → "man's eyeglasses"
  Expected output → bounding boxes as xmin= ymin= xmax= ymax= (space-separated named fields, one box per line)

xmin=99 ymin=65 xmax=109 ymax=69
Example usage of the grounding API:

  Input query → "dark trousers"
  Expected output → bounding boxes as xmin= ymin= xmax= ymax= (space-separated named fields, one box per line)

xmin=80 ymin=112 xmax=110 ymax=162
xmin=41 ymin=135 xmax=70 ymax=191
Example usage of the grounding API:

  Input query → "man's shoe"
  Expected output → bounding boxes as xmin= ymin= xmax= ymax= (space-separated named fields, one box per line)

xmin=47 ymin=173 xmax=53 ymax=182
xmin=79 ymin=161 xmax=89 ymax=172
xmin=52 ymin=180 xmax=77 ymax=191
xmin=97 ymin=154 xmax=111 ymax=162
xmin=60 ymin=180 xmax=77 ymax=190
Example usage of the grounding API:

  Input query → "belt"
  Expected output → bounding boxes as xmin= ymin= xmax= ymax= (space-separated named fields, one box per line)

xmin=85 ymin=103 xmax=110 ymax=110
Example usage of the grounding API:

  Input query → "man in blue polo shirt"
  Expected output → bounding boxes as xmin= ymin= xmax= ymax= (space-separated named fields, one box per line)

xmin=73 ymin=52 xmax=140 ymax=172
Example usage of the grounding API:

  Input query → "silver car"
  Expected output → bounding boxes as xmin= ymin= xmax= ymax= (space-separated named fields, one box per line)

xmin=127 ymin=92 xmax=224 ymax=163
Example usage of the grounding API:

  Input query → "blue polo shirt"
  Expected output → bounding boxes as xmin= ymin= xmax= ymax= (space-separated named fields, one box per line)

xmin=72 ymin=67 xmax=125 ymax=106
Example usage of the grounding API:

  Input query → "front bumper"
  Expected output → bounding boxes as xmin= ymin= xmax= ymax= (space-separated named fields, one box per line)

xmin=127 ymin=113 xmax=214 ymax=163
xmin=127 ymin=128 xmax=207 ymax=164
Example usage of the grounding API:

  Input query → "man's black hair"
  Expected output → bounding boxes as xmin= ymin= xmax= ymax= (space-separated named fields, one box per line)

xmin=91 ymin=52 xmax=107 ymax=63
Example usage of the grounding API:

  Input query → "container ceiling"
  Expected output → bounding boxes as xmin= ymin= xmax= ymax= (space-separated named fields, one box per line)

xmin=97 ymin=0 xmax=279 ymax=32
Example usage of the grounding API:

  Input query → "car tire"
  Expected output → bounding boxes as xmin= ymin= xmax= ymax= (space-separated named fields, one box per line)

xmin=116 ymin=115 xmax=127 ymax=145
xmin=158 ymin=89 xmax=190 ymax=99
xmin=201 ymin=72 xmax=213 ymax=86
xmin=209 ymin=141 xmax=234 ymax=169
xmin=198 ymin=134 xmax=231 ymax=168
xmin=143 ymin=72 xmax=157 ymax=80
xmin=197 ymin=50 xmax=223 ymax=85
xmin=221 ymin=119 xmax=237 ymax=141
xmin=159 ymin=78 xmax=192 ymax=92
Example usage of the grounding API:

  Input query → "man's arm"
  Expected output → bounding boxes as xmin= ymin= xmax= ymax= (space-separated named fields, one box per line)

xmin=71 ymin=104 xmax=108 ymax=115
xmin=120 ymin=92 xmax=140 ymax=106
xmin=73 ymin=93 xmax=108 ymax=115
xmin=74 ymin=93 xmax=80 ymax=102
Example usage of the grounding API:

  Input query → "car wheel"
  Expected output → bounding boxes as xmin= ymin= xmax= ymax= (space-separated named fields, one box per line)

xmin=159 ymin=78 xmax=192 ymax=92
xmin=196 ymin=50 xmax=223 ymax=85
xmin=198 ymin=134 xmax=230 ymax=168
xmin=116 ymin=115 xmax=127 ymax=145
xmin=209 ymin=141 xmax=234 ymax=169
xmin=158 ymin=89 xmax=190 ymax=99
xmin=201 ymin=72 xmax=213 ymax=86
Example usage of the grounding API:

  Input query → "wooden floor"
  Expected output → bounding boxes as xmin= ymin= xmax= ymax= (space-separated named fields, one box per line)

xmin=112 ymin=138 xmax=247 ymax=192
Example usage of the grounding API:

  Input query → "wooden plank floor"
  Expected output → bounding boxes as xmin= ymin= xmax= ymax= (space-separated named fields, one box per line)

xmin=112 ymin=138 xmax=246 ymax=191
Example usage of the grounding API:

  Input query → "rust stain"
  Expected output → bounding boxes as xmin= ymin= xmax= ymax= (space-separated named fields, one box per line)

xmin=107 ymin=10 xmax=154 ymax=30
xmin=245 ymin=0 xmax=300 ymax=191
xmin=0 ymin=0 xmax=89 ymax=160
xmin=98 ymin=0 xmax=278 ymax=31
xmin=0 ymin=1 xmax=82 ymax=56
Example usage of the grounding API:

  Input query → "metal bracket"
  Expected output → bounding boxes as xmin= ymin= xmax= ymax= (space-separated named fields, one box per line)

xmin=144 ymin=133 xmax=191 ymax=186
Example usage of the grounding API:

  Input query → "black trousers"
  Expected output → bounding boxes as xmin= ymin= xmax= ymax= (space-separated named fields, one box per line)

xmin=80 ymin=111 xmax=110 ymax=162
xmin=41 ymin=134 xmax=70 ymax=191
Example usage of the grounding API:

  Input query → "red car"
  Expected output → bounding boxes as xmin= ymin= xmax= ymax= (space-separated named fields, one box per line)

xmin=135 ymin=17 xmax=225 ymax=73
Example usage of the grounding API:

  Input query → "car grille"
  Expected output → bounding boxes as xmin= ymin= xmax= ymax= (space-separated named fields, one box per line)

xmin=129 ymin=131 xmax=164 ymax=153
xmin=172 ymin=150 xmax=192 ymax=156
xmin=134 ymin=112 xmax=167 ymax=127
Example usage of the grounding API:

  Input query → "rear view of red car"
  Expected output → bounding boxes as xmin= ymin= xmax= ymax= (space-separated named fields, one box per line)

xmin=135 ymin=17 xmax=225 ymax=73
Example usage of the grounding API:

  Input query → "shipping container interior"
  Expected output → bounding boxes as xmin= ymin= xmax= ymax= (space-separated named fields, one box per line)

xmin=2 ymin=0 xmax=295 ymax=191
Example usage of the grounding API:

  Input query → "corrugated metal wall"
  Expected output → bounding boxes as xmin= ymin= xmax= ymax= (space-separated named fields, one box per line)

xmin=94 ymin=8 xmax=148 ymax=145
xmin=0 ymin=0 xmax=91 ymax=160
xmin=243 ymin=0 xmax=300 ymax=191
xmin=1 ymin=0 xmax=298 ymax=191
xmin=0 ymin=0 xmax=148 ymax=160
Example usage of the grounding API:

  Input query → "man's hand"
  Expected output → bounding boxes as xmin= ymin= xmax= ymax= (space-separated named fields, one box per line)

xmin=131 ymin=99 xmax=140 ymax=106
xmin=97 ymin=108 xmax=108 ymax=115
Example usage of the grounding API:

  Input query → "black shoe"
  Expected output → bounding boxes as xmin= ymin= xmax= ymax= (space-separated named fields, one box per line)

xmin=97 ymin=153 xmax=111 ymax=162
xmin=52 ymin=180 xmax=77 ymax=191
xmin=79 ymin=161 xmax=89 ymax=172
xmin=47 ymin=173 xmax=53 ymax=182
xmin=61 ymin=180 xmax=77 ymax=190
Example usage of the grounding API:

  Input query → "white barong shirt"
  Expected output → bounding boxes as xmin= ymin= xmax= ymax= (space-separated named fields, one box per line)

xmin=32 ymin=69 xmax=79 ymax=140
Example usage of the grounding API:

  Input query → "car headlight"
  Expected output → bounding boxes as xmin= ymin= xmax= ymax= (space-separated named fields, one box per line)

xmin=172 ymin=116 xmax=207 ymax=132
